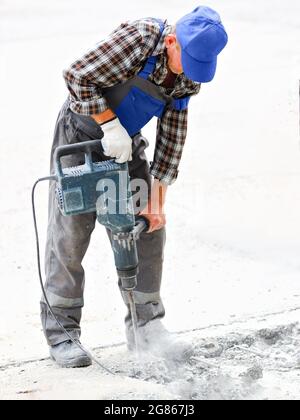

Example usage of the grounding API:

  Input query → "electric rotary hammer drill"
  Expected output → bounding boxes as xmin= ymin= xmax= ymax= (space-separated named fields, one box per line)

xmin=54 ymin=139 xmax=149 ymax=351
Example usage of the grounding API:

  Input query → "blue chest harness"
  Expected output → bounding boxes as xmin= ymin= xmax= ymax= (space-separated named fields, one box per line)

xmin=103 ymin=19 xmax=191 ymax=137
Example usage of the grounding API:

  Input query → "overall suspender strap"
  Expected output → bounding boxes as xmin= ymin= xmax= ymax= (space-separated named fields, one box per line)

xmin=138 ymin=56 xmax=159 ymax=80
xmin=138 ymin=18 xmax=165 ymax=80
xmin=172 ymin=96 xmax=191 ymax=111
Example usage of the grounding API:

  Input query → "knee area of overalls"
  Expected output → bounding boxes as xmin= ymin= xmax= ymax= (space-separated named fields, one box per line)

xmin=141 ymin=226 xmax=166 ymax=241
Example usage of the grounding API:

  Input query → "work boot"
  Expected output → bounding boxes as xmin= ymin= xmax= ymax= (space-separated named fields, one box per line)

xmin=126 ymin=319 xmax=193 ymax=362
xmin=50 ymin=340 xmax=92 ymax=368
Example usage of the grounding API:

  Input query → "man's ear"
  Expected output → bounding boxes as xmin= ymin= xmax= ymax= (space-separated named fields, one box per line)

xmin=165 ymin=34 xmax=177 ymax=49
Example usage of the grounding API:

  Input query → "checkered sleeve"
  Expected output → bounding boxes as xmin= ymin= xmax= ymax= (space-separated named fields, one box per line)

xmin=63 ymin=21 xmax=161 ymax=115
xmin=150 ymin=108 xmax=189 ymax=185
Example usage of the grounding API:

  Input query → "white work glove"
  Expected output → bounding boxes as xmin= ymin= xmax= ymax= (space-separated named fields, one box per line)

xmin=101 ymin=118 xmax=133 ymax=164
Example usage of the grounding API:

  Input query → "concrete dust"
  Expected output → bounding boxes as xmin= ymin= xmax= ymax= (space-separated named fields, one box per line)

xmin=102 ymin=322 xmax=300 ymax=400
xmin=2 ymin=319 xmax=299 ymax=400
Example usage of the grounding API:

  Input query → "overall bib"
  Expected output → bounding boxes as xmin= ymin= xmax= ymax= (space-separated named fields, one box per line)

xmin=103 ymin=19 xmax=190 ymax=137
xmin=41 ymin=19 xmax=190 ymax=346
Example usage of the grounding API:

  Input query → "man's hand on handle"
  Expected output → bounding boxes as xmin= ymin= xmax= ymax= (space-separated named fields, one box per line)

xmin=140 ymin=179 xmax=168 ymax=233
xmin=101 ymin=118 xmax=133 ymax=164
xmin=92 ymin=110 xmax=132 ymax=164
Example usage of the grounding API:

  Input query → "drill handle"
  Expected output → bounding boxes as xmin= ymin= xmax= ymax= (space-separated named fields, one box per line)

xmin=54 ymin=139 xmax=104 ymax=177
xmin=133 ymin=216 xmax=150 ymax=239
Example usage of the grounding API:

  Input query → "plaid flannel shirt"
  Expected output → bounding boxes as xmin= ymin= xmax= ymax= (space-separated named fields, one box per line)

xmin=63 ymin=18 xmax=201 ymax=185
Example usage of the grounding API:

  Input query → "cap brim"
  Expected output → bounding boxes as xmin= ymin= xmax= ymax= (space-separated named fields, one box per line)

xmin=181 ymin=50 xmax=217 ymax=83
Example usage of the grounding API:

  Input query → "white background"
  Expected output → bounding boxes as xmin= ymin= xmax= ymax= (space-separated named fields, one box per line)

xmin=0 ymin=0 xmax=300 ymax=372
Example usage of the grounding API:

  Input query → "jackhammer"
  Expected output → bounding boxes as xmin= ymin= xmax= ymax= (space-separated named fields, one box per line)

xmin=32 ymin=139 xmax=149 ymax=371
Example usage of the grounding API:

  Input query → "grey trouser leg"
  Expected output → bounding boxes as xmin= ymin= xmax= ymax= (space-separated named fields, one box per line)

xmin=41 ymin=101 xmax=102 ymax=346
xmin=118 ymin=228 xmax=166 ymax=329
xmin=41 ymin=101 xmax=166 ymax=346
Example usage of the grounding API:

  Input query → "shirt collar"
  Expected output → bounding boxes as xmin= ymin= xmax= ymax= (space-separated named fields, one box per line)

xmin=152 ymin=23 xmax=173 ymax=56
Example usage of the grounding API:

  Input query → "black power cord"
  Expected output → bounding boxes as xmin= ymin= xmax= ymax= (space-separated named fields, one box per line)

xmin=32 ymin=177 xmax=114 ymax=375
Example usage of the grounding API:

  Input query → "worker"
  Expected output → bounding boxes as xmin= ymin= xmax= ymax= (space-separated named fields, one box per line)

xmin=41 ymin=5 xmax=228 ymax=368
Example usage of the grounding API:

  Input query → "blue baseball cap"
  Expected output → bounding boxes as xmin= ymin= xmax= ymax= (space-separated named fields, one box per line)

xmin=176 ymin=6 xmax=228 ymax=83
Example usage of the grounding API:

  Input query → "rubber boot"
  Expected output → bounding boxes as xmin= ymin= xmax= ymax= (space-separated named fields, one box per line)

xmin=49 ymin=340 xmax=92 ymax=368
